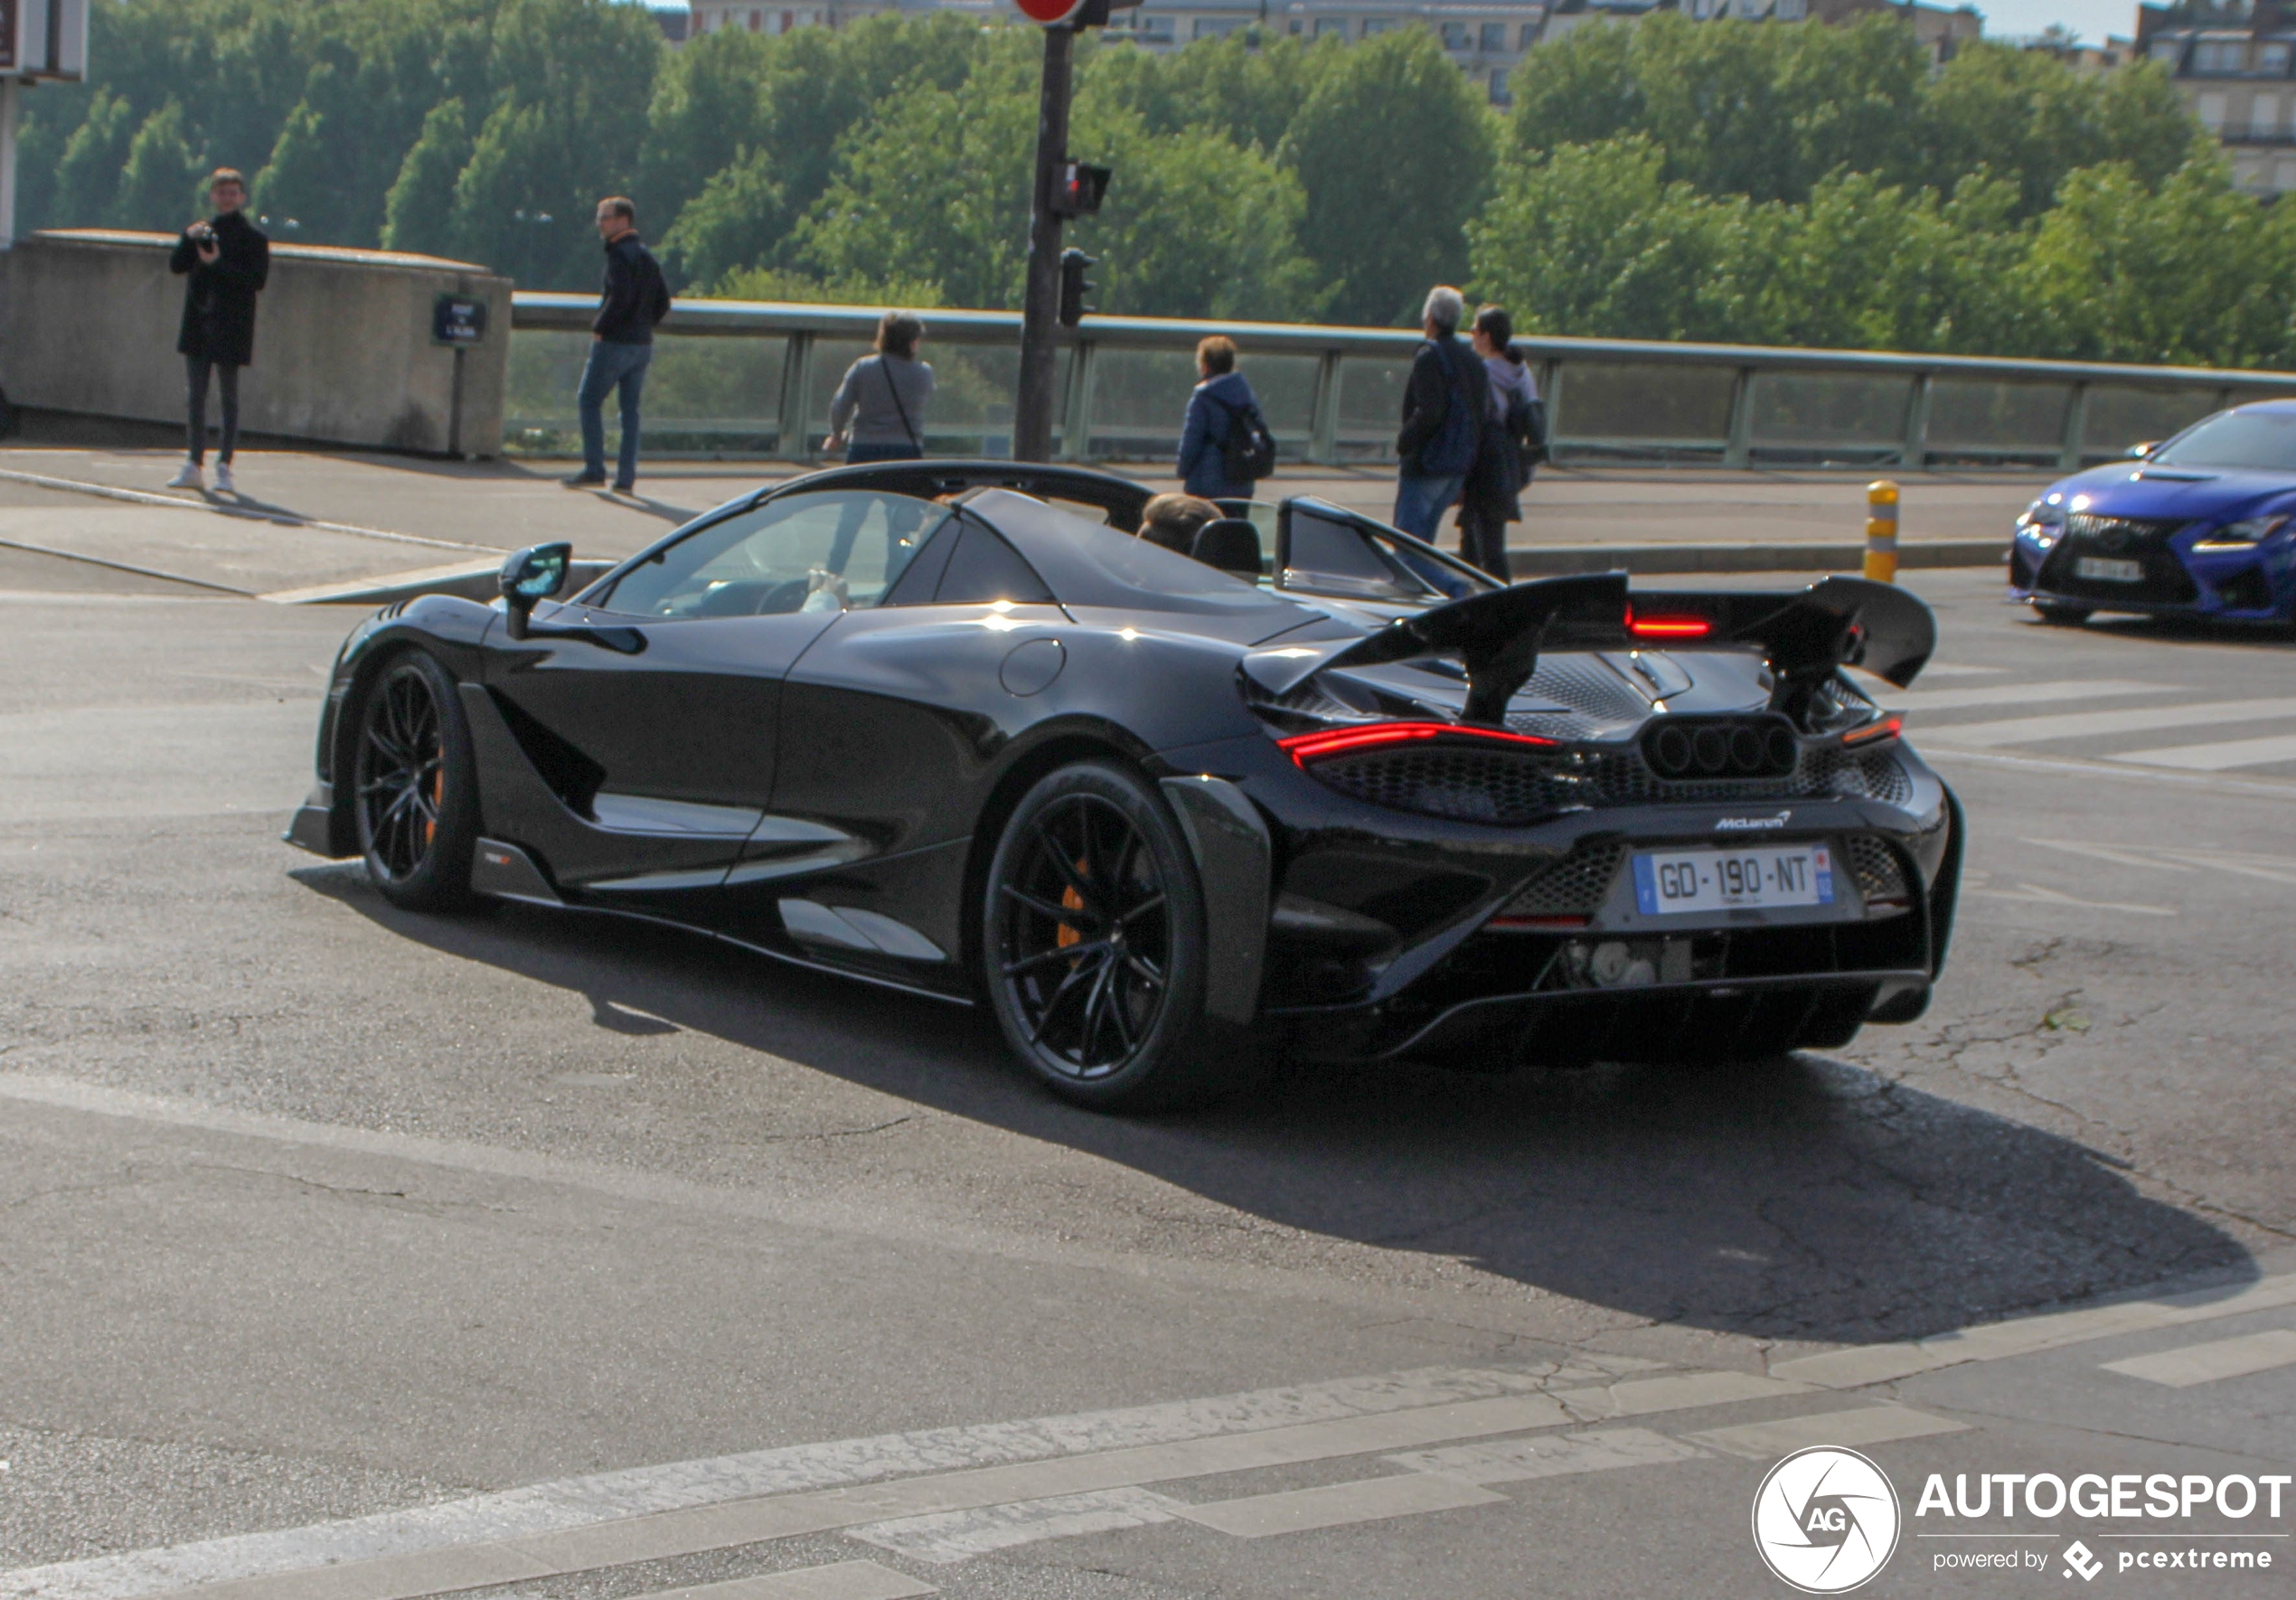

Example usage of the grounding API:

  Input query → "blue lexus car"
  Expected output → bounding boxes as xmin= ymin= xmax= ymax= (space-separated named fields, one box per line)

xmin=2010 ymin=400 xmax=2296 ymax=626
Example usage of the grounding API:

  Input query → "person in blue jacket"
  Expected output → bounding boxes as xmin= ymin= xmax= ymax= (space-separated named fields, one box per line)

xmin=1175 ymin=335 xmax=1262 ymax=501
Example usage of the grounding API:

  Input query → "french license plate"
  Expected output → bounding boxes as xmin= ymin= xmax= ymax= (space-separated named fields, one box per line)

xmin=1633 ymin=845 xmax=1834 ymax=915
xmin=2075 ymin=556 xmax=2144 ymax=583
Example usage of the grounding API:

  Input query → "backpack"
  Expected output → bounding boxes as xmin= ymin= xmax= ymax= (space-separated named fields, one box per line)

xmin=1210 ymin=391 xmax=1277 ymax=481
xmin=1415 ymin=339 xmax=1481 ymax=478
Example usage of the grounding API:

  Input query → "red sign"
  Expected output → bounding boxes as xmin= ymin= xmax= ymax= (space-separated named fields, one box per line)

xmin=1012 ymin=0 xmax=1083 ymax=23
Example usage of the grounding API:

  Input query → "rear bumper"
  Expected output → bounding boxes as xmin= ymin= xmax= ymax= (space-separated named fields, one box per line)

xmin=1285 ymin=968 xmax=1931 ymax=1065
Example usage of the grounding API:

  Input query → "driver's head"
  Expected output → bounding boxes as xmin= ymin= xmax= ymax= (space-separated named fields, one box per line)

xmin=1139 ymin=493 xmax=1219 ymax=553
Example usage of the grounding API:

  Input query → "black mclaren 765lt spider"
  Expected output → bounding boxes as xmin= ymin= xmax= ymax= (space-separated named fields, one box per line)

xmin=287 ymin=461 xmax=1962 ymax=1108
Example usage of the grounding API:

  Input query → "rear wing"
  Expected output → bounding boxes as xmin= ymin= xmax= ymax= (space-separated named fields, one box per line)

xmin=1244 ymin=573 xmax=1934 ymax=728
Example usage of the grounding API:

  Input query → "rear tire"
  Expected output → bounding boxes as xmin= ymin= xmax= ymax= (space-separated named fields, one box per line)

xmin=353 ymin=650 xmax=480 ymax=912
xmin=981 ymin=760 xmax=1223 ymax=1110
xmin=2032 ymin=602 xmax=2092 ymax=626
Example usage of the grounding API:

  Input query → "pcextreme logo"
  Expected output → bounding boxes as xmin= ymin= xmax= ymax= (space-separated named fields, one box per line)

xmin=1752 ymin=1447 xmax=1904 ymax=1593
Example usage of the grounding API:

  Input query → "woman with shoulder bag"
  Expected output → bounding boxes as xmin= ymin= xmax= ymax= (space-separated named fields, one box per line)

xmin=1454 ymin=305 xmax=1542 ymax=581
xmin=826 ymin=311 xmax=934 ymax=462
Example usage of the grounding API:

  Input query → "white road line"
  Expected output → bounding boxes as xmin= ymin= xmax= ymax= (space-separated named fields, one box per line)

xmin=1773 ymin=1273 xmax=2296 ymax=1388
xmin=2111 ymin=732 xmax=2296 ymax=771
xmin=1556 ymin=1369 xmax=1812 ymax=1419
xmin=1884 ymin=680 xmax=2169 ymax=714
xmin=845 ymin=1489 xmax=1183 ymax=1566
xmin=1170 ymin=1473 xmax=1505 ymax=1539
xmin=134 ymin=1396 xmax=1580 ymax=1600
xmin=2101 ymin=1330 xmax=2296 ymax=1389
xmin=1894 ymin=664 xmax=2009 ymax=679
xmin=1924 ymin=746 xmax=2296 ymax=799
xmin=0 ymin=1368 xmax=1558 ymax=1600
xmin=1386 ymin=1426 xmax=1703 ymax=1485
xmin=1924 ymin=698 xmax=2296 ymax=748
xmin=1685 ymin=1406 xmax=1969 ymax=1461
xmin=628 ymin=1563 xmax=935 ymax=1600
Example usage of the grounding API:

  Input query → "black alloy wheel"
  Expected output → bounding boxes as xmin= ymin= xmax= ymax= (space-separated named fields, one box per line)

xmin=983 ymin=761 xmax=1216 ymax=1109
xmin=353 ymin=652 xmax=480 ymax=911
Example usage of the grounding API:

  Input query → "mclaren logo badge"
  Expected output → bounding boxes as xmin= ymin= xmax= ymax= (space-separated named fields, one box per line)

xmin=1715 ymin=812 xmax=1792 ymax=832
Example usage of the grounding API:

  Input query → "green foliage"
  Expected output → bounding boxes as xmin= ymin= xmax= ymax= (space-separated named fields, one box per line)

xmin=26 ymin=1 xmax=2292 ymax=367
xmin=1282 ymin=30 xmax=1498 ymax=325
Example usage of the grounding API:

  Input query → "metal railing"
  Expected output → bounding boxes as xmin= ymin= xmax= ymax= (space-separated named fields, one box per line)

xmin=511 ymin=292 xmax=2296 ymax=471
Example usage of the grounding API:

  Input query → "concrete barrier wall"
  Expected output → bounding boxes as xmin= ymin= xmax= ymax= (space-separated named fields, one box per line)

xmin=2 ymin=231 xmax=513 ymax=456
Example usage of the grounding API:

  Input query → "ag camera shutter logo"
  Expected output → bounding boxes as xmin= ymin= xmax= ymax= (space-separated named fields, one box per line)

xmin=1752 ymin=1446 xmax=1903 ymax=1593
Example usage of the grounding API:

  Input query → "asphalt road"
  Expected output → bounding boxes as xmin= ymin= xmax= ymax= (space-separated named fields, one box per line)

xmin=0 ymin=544 xmax=2291 ymax=1599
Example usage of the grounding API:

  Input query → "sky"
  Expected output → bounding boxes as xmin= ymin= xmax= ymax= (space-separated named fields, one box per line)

xmin=1972 ymin=0 xmax=2148 ymax=42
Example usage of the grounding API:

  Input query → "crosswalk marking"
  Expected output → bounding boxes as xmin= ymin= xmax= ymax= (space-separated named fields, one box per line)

xmin=1170 ymin=1473 xmax=1505 ymax=1539
xmin=1685 ymin=1406 xmax=1968 ymax=1460
xmin=1557 ymin=1369 xmax=1811 ymax=1419
xmin=1924 ymin=697 xmax=2296 ymax=748
xmin=1774 ymin=1272 xmax=2296 ymax=1388
xmin=2111 ymin=731 xmax=2296 ymax=771
xmin=2101 ymin=1329 xmax=2296 ymax=1388
xmin=847 ymin=1489 xmax=1182 ymax=1566
xmin=1386 ymin=1426 xmax=1703 ymax=1485
xmin=1886 ymin=680 xmax=2168 ymax=713
xmin=628 ymin=1563 xmax=936 ymax=1600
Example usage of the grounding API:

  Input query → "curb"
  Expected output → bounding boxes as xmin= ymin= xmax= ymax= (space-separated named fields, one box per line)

xmin=1508 ymin=539 xmax=2006 ymax=576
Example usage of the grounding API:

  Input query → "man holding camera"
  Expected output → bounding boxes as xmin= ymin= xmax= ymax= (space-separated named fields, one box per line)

xmin=167 ymin=168 xmax=269 ymax=494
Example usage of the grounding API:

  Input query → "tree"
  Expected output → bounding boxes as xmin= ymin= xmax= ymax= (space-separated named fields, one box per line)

xmin=1281 ymin=29 xmax=1497 ymax=325
xmin=52 ymin=88 xmax=139 ymax=228
xmin=382 ymin=98 xmax=473 ymax=257
xmin=660 ymin=150 xmax=791 ymax=291
xmin=109 ymin=100 xmax=202 ymax=231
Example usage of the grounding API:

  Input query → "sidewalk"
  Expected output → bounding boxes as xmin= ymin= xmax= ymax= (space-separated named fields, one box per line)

xmin=0 ymin=447 xmax=2034 ymax=600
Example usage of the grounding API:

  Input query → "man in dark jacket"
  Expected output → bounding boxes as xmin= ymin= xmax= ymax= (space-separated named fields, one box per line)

xmin=1391 ymin=286 xmax=1487 ymax=543
xmin=167 ymin=169 xmax=268 ymax=494
xmin=568 ymin=196 xmax=670 ymax=494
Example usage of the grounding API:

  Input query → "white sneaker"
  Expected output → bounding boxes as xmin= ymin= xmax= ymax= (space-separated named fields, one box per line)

xmin=166 ymin=460 xmax=203 ymax=490
xmin=213 ymin=463 xmax=236 ymax=494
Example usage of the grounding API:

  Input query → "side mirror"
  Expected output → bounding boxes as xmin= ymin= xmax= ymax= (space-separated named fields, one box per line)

xmin=499 ymin=542 xmax=570 ymax=639
xmin=2127 ymin=440 xmax=2160 ymax=460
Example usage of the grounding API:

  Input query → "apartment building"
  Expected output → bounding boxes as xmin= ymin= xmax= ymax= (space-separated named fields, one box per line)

xmin=2137 ymin=2 xmax=2296 ymax=193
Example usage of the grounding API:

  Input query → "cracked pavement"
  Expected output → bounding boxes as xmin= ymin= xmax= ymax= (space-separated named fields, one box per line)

xmin=0 ymin=546 xmax=2289 ymax=1595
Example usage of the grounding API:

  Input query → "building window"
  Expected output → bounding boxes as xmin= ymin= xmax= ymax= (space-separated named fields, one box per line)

xmin=2150 ymin=40 xmax=2184 ymax=65
xmin=1520 ymin=22 xmax=1539 ymax=47
xmin=2198 ymin=90 xmax=2229 ymax=128
xmin=1480 ymin=21 xmax=1505 ymax=50
xmin=1362 ymin=18 xmax=1394 ymax=33
xmin=1194 ymin=16 xmax=1242 ymax=37
xmin=1490 ymin=67 xmax=1510 ymax=102
xmin=1141 ymin=16 xmax=1174 ymax=38
xmin=1289 ymin=17 xmax=1302 ymax=32
xmin=2263 ymin=42 xmax=2292 ymax=73
xmin=1442 ymin=22 xmax=1470 ymax=49
xmin=1315 ymin=16 xmax=1347 ymax=34
xmin=2195 ymin=40 xmax=2246 ymax=74
xmin=2254 ymin=93 xmax=2282 ymax=136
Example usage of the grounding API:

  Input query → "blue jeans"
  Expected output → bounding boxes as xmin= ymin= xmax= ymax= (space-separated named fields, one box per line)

xmin=579 ymin=339 xmax=652 ymax=485
xmin=1393 ymin=474 xmax=1463 ymax=542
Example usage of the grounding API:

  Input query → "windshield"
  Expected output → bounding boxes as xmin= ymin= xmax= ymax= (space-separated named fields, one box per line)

xmin=594 ymin=491 xmax=950 ymax=618
xmin=2150 ymin=409 xmax=2296 ymax=472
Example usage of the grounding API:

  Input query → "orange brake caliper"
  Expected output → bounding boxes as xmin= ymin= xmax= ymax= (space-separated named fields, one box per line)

xmin=1057 ymin=860 xmax=1087 ymax=949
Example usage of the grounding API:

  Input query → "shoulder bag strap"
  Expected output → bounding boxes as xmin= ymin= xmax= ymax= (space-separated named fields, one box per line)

xmin=879 ymin=355 xmax=920 ymax=450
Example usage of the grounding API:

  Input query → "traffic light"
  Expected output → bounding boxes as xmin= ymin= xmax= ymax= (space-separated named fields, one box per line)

xmin=1049 ymin=159 xmax=1111 ymax=219
xmin=1059 ymin=249 xmax=1096 ymax=327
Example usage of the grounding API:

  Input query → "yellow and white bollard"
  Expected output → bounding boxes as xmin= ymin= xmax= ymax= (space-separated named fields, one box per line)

xmin=1864 ymin=479 xmax=1899 ymax=583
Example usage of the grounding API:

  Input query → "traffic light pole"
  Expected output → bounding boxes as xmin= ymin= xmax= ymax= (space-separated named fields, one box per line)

xmin=1012 ymin=22 xmax=1074 ymax=464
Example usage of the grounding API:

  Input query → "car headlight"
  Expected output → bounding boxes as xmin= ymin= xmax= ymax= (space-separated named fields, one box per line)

xmin=2016 ymin=500 xmax=2065 ymax=548
xmin=2192 ymin=514 xmax=2290 ymax=551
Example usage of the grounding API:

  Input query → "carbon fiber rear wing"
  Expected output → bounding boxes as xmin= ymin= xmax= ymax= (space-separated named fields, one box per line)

xmin=1244 ymin=574 xmax=1934 ymax=729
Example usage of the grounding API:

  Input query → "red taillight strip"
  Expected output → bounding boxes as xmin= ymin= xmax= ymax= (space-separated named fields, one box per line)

xmin=1277 ymin=720 xmax=1557 ymax=764
xmin=1841 ymin=716 xmax=1904 ymax=747
xmin=1627 ymin=614 xmax=1712 ymax=638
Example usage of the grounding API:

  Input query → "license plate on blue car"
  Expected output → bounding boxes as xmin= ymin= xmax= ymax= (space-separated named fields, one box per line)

xmin=1633 ymin=845 xmax=1834 ymax=915
xmin=2074 ymin=556 xmax=2144 ymax=582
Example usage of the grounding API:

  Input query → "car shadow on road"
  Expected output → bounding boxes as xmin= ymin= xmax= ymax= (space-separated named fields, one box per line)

xmin=299 ymin=866 xmax=2254 ymax=1350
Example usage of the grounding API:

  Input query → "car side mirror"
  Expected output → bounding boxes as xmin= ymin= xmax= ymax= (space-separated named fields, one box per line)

xmin=2127 ymin=440 xmax=2160 ymax=459
xmin=499 ymin=542 xmax=570 ymax=639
